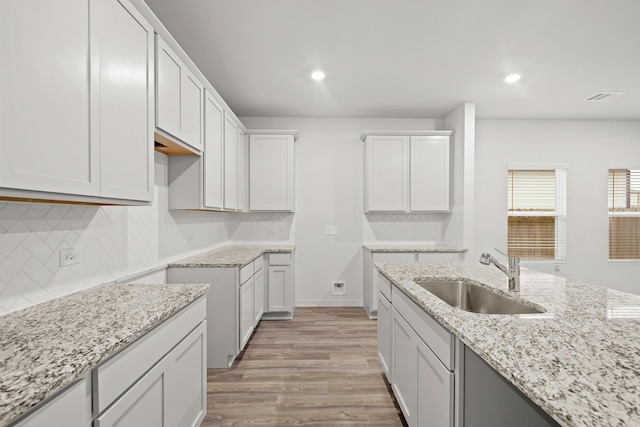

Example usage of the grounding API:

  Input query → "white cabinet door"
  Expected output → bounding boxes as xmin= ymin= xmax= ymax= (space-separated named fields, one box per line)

xmin=156 ymin=36 xmax=182 ymax=140
xmin=0 ymin=0 xmax=98 ymax=196
xmin=155 ymin=36 xmax=203 ymax=152
xmin=377 ymin=291 xmax=392 ymax=381
xmin=15 ymin=376 xmax=91 ymax=427
xmin=254 ymin=267 xmax=265 ymax=325
xmin=223 ymin=114 xmax=238 ymax=210
xmin=91 ymin=0 xmax=153 ymax=202
xmin=410 ymin=136 xmax=451 ymax=212
xmin=95 ymin=357 xmax=167 ymax=427
xmin=249 ymin=134 xmax=295 ymax=211
xmin=391 ymin=307 xmax=418 ymax=427
xmin=181 ymin=70 xmax=203 ymax=151
xmin=416 ymin=336 xmax=454 ymax=427
xmin=165 ymin=322 xmax=207 ymax=427
xmin=203 ymin=92 xmax=224 ymax=209
xmin=365 ymin=135 xmax=409 ymax=212
xmin=240 ymin=277 xmax=254 ymax=350
xmin=267 ymin=265 xmax=293 ymax=313
xmin=237 ymin=127 xmax=247 ymax=211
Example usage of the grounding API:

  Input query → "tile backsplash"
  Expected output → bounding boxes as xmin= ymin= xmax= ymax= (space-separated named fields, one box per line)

xmin=363 ymin=212 xmax=449 ymax=242
xmin=0 ymin=153 xmax=291 ymax=315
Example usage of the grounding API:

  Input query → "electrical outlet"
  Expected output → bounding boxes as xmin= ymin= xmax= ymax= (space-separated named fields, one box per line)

xmin=187 ymin=232 xmax=194 ymax=243
xmin=266 ymin=230 xmax=275 ymax=238
xmin=332 ymin=281 xmax=346 ymax=296
xmin=325 ymin=225 xmax=339 ymax=235
xmin=60 ymin=249 xmax=80 ymax=267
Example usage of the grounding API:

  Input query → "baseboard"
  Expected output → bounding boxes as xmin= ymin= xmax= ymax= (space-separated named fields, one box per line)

xmin=295 ymin=299 xmax=364 ymax=307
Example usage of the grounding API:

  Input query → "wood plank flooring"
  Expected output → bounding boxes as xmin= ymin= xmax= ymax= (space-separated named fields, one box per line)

xmin=202 ymin=307 xmax=407 ymax=427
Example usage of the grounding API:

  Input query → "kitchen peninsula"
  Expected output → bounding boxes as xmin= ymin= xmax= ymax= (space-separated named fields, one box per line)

xmin=375 ymin=261 xmax=640 ymax=427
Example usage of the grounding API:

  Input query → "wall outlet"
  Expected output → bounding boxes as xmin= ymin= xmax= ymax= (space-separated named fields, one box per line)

xmin=332 ymin=281 xmax=346 ymax=296
xmin=325 ymin=225 xmax=339 ymax=235
xmin=266 ymin=230 xmax=275 ymax=238
xmin=186 ymin=232 xmax=194 ymax=243
xmin=60 ymin=249 xmax=80 ymax=267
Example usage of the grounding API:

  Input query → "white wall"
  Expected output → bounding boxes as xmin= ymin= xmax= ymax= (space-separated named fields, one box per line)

xmin=0 ymin=153 xmax=231 ymax=315
xmin=241 ymin=117 xmax=443 ymax=306
xmin=474 ymin=119 xmax=640 ymax=294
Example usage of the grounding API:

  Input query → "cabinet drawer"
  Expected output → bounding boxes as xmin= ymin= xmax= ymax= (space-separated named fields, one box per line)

xmin=94 ymin=296 xmax=206 ymax=413
xmin=378 ymin=271 xmax=392 ymax=301
xmin=240 ymin=261 xmax=254 ymax=284
xmin=417 ymin=252 xmax=464 ymax=262
xmin=268 ymin=252 xmax=291 ymax=266
xmin=254 ymin=255 xmax=264 ymax=273
xmin=392 ymin=287 xmax=454 ymax=370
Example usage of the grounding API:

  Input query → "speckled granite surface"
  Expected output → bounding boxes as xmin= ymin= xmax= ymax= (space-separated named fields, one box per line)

xmin=0 ymin=283 xmax=209 ymax=427
xmin=168 ymin=244 xmax=295 ymax=268
xmin=376 ymin=262 xmax=640 ymax=427
xmin=363 ymin=243 xmax=467 ymax=253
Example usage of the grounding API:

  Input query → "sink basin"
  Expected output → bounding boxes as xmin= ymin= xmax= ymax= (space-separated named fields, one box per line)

xmin=417 ymin=280 xmax=545 ymax=314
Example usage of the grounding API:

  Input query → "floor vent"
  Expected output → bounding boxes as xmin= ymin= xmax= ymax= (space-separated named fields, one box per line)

xmin=584 ymin=92 xmax=624 ymax=102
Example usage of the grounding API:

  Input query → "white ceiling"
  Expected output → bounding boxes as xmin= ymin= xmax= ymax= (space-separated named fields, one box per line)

xmin=143 ymin=0 xmax=640 ymax=120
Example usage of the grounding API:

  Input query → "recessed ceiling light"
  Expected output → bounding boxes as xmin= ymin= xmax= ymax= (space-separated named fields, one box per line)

xmin=504 ymin=74 xmax=521 ymax=83
xmin=311 ymin=70 xmax=325 ymax=81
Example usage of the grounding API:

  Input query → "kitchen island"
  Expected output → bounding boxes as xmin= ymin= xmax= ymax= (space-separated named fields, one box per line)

xmin=375 ymin=261 xmax=640 ymax=427
xmin=0 ymin=283 xmax=209 ymax=427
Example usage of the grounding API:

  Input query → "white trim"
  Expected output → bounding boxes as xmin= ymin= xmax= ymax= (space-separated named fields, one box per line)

xmin=608 ymin=211 xmax=640 ymax=217
xmin=507 ymin=163 xmax=570 ymax=170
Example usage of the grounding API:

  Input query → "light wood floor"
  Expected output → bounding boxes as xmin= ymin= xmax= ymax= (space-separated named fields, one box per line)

xmin=202 ymin=307 xmax=407 ymax=427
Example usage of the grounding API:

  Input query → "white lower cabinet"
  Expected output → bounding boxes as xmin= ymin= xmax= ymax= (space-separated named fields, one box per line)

xmin=377 ymin=290 xmax=392 ymax=380
xmin=15 ymin=297 xmax=207 ymax=427
xmin=416 ymin=335 xmax=454 ymax=427
xmin=167 ymin=254 xmax=271 ymax=368
xmin=254 ymin=267 xmax=265 ymax=323
xmin=265 ymin=253 xmax=295 ymax=318
xmin=95 ymin=299 xmax=207 ymax=427
xmin=14 ymin=375 xmax=92 ymax=427
xmin=240 ymin=276 xmax=255 ymax=350
xmin=384 ymin=279 xmax=455 ymax=427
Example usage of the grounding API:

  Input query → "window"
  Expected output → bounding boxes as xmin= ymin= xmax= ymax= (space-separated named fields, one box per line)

xmin=608 ymin=168 xmax=640 ymax=260
xmin=507 ymin=168 xmax=567 ymax=261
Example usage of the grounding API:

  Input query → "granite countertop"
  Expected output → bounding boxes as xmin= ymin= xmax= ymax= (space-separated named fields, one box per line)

xmin=363 ymin=243 xmax=467 ymax=253
xmin=375 ymin=262 xmax=640 ymax=427
xmin=0 ymin=283 xmax=209 ymax=427
xmin=168 ymin=244 xmax=296 ymax=268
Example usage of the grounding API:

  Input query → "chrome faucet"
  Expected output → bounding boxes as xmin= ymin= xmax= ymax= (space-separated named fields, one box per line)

xmin=479 ymin=249 xmax=520 ymax=292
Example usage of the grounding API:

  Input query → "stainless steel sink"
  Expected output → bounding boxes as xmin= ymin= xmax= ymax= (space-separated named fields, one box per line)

xmin=417 ymin=280 xmax=545 ymax=314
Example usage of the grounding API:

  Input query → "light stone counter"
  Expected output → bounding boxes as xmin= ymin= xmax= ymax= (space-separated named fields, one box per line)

xmin=375 ymin=261 xmax=640 ymax=427
xmin=168 ymin=244 xmax=295 ymax=268
xmin=363 ymin=243 xmax=467 ymax=253
xmin=0 ymin=283 xmax=209 ymax=427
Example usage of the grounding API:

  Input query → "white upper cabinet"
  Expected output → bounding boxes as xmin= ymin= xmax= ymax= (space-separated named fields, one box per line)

xmin=248 ymin=132 xmax=297 ymax=212
xmin=0 ymin=0 xmax=97 ymax=197
xmin=223 ymin=114 xmax=239 ymax=210
xmin=91 ymin=0 xmax=154 ymax=202
xmin=365 ymin=135 xmax=409 ymax=212
xmin=155 ymin=36 xmax=203 ymax=153
xmin=363 ymin=131 xmax=452 ymax=213
xmin=0 ymin=0 xmax=153 ymax=204
xmin=203 ymin=91 xmax=224 ymax=210
xmin=410 ymin=135 xmax=451 ymax=212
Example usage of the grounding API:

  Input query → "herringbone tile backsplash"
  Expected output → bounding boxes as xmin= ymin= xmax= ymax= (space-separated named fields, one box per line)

xmin=0 ymin=153 xmax=293 ymax=315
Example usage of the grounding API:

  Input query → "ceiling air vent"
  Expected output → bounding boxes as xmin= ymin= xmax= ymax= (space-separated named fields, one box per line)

xmin=584 ymin=92 xmax=624 ymax=102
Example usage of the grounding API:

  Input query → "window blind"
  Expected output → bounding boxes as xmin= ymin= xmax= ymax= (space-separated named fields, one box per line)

xmin=507 ymin=169 xmax=566 ymax=261
xmin=608 ymin=169 xmax=640 ymax=260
